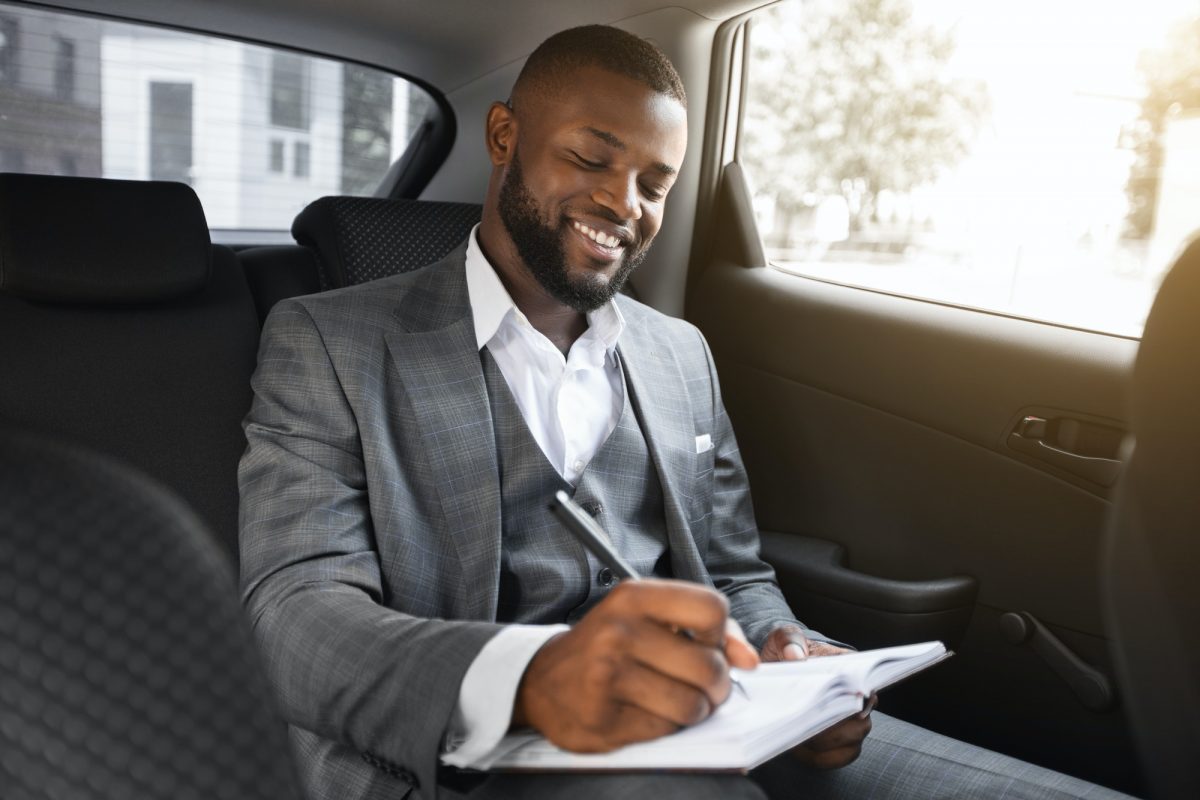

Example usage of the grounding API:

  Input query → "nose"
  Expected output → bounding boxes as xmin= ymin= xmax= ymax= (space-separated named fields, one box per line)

xmin=591 ymin=172 xmax=642 ymax=222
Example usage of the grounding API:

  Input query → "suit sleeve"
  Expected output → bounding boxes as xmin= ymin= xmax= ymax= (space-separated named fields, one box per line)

xmin=691 ymin=327 xmax=838 ymax=651
xmin=239 ymin=300 xmax=502 ymax=794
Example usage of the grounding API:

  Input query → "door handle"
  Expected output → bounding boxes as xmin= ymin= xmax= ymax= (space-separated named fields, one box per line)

xmin=1006 ymin=415 xmax=1123 ymax=486
xmin=1000 ymin=611 xmax=1114 ymax=712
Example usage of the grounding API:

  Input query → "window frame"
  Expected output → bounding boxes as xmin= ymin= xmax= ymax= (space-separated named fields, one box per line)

xmin=717 ymin=7 xmax=1173 ymax=342
xmin=0 ymin=0 xmax=460 ymax=229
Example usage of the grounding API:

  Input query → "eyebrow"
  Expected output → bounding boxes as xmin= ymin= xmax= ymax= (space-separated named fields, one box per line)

xmin=581 ymin=126 xmax=677 ymax=177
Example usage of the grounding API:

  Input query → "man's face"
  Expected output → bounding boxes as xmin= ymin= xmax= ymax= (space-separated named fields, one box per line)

xmin=497 ymin=66 xmax=688 ymax=312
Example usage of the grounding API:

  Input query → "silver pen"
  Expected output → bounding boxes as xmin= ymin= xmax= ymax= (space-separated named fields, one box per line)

xmin=548 ymin=489 xmax=750 ymax=700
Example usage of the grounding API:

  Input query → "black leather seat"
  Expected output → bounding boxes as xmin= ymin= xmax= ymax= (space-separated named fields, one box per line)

xmin=0 ymin=173 xmax=259 ymax=557
xmin=0 ymin=430 xmax=301 ymax=800
xmin=292 ymin=195 xmax=481 ymax=288
xmin=238 ymin=243 xmax=323 ymax=325
xmin=1103 ymin=237 xmax=1200 ymax=799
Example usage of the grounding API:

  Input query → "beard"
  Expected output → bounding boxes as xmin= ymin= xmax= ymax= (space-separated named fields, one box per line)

xmin=498 ymin=150 xmax=649 ymax=313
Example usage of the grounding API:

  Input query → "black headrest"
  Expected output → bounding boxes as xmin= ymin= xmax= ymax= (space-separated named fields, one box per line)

xmin=292 ymin=195 xmax=481 ymax=289
xmin=0 ymin=173 xmax=211 ymax=304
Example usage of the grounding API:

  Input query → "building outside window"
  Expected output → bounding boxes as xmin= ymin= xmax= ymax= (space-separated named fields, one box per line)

xmin=0 ymin=1 xmax=433 ymax=230
xmin=148 ymin=81 xmax=193 ymax=184
xmin=54 ymin=36 xmax=74 ymax=100
xmin=269 ymin=138 xmax=285 ymax=172
xmin=293 ymin=140 xmax=310 ymax=178
xmin=0 ymin=16 xmax=18 ymax=84
xmin=270 ymin=51 xmax=310 ymax=130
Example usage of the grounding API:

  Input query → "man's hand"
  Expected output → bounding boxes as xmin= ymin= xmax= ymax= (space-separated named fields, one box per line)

xmin=762 ymin=625 xmax=875 ymax=770
xmin=513 ymin=579 xmax=760 ymax=753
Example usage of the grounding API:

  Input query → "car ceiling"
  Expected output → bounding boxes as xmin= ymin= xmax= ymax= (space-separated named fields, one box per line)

xmin=30 ymin=0 xmax=771 ymax=91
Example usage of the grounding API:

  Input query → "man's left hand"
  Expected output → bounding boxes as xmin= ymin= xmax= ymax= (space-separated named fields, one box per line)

xmin=761 ymin=625 xmax=875 ymax=770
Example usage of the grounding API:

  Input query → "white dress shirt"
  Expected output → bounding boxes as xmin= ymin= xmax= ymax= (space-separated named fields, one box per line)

xmin=441 ymin=226 xmax=627 ymax=766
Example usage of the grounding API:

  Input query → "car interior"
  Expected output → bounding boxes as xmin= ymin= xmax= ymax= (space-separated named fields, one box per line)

xmin=0 ymin=1 xmax=1196 ymax=798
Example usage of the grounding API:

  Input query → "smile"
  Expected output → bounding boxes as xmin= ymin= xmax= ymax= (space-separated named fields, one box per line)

xmin=572 ymin=220 xmax=624 ymax=251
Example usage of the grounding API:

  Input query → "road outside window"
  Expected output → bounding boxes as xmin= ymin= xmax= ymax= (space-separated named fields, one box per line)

xmin=742 ymin=0 xmax=1200 ymax=337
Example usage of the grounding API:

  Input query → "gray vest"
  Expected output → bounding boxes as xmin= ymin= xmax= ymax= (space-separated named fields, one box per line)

xmin=481 ymin=349 xmax=670 ymax=625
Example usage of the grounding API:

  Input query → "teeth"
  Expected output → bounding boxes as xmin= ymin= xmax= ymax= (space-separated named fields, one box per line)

xmin=574 ymin=221 xmax=621 ymax=249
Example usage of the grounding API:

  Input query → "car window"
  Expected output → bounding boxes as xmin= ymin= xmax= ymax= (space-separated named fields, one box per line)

xmin=0 ymin=2 xmax=437 ymax=231
xmin=740 ymin=0 xmax=1200 ymax=337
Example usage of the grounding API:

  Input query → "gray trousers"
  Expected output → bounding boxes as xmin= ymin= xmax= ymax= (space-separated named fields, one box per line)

xmin=444 ymin=712 xmax=1138 ymax=799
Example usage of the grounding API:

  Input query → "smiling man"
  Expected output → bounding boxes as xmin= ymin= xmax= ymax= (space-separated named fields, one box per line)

xmin=239 ymin=26 xmax=1132 ymax=800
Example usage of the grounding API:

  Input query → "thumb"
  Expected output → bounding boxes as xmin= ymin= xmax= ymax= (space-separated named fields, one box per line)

xmin=762 ymin=625 xmax=810 ymax=662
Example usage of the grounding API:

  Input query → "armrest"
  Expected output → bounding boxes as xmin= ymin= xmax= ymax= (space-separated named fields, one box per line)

xmin=760 ymin=531 xmax=978 ymax=649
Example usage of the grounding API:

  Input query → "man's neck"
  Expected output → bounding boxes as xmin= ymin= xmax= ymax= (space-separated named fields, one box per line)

xmin=478 ymin=223 xmax=588 ymax=355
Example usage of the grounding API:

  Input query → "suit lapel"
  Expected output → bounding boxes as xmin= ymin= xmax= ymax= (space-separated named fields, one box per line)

xmin=618 ymin=318 xmax=708 ymax=582
xmin=384 ymin=255 xmax=501 ymax=621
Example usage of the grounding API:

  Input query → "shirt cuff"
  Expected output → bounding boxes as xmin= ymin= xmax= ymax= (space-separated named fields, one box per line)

xmin=441 ymin=623 xmax=569 ymax=768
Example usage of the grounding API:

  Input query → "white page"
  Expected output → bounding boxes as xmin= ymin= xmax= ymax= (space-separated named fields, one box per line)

xmin=473 ymin=667 xmax=850 ymax=771
xmin=460 ymin=641 xmax=948 ymax=772
xmin=754 ymin=641 xmax=947 ymax=693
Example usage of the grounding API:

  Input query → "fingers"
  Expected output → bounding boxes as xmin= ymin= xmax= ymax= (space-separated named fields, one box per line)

xmin=724 ymin=618 xmax=761 ymax=670
xmin=808 ymin=641 xmax=852 ymax=658
xmin=792 ymin=719 xmax=871 ymax=769
xmin=546 ymin=702 xmax=684 ymax=754
xmin=516 ymin=579 xmax=743 ymax=753
xmin=858 ymin=692 xmax=879 ymax=719
xmin=606 ymin=581 xmax=743 ymax=706
xmin=607 ymin=579 xmax=730 ymax=644
xmin=791 ymin=702 xmax=874 ymax=770
xmin=612 ymin=659 xmax=714 ymax=727
xmin=805 ymin=712 xmax=873 ymax=751
xmin=622 ymin=617 xmax=733 ymax=707
xmin=794 ymin=741 xmax=866 ymax=770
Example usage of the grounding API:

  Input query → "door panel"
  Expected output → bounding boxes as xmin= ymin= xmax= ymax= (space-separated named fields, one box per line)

xmin=688 ymin=241 xmax=1143 ymax=791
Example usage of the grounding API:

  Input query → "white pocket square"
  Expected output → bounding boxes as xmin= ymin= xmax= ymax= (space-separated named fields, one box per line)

xmin=695 ymin=434 xmax=713 ymax=454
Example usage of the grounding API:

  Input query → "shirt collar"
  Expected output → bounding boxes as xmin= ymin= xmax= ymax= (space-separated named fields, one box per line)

xmin=464 ymin=224 xmax=625 ymax=356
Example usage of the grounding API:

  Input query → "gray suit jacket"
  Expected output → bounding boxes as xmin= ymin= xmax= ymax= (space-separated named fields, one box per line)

xmin=239 ymin=246 xmax=800 ymax=799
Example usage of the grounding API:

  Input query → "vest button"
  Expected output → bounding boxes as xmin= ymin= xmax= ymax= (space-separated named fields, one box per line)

xmin=597 ymin=567 xmax=615 ymax=587
xmin=581 ymin=501 xmax=602 ymax=517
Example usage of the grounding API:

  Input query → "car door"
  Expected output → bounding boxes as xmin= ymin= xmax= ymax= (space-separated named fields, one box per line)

xmin=681 ymin=3 xmax=1192 ymax=795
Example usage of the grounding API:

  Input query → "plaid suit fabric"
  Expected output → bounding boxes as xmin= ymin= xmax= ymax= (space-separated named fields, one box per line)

xmin=239 ymin=246 xmax=798 ymax=799
xmin=241 ymin=245 xmax=1134 ymax=800
xmin=482 ymin=349 xmax=670 ymax=625
xmin=750 ymin=712 xmax=1136 ymax=799
xmin=440 ymin=710 xmax=1138 ymax=800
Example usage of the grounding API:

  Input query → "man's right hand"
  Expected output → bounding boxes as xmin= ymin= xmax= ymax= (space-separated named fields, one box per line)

xmin=512 ymin=579 xmax=759 ymax=753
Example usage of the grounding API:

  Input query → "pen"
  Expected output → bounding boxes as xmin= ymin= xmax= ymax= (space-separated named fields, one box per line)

xmin=549 ymin=489 xmax=750 ymax=700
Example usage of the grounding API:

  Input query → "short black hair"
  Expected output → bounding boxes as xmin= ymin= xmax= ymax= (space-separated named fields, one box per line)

xmin=512 ymin=25 xmax=686 ymax=109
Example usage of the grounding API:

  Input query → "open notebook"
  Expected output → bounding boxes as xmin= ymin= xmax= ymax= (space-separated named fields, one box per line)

xmin=454 ymin=640 xmax=951 ymax=772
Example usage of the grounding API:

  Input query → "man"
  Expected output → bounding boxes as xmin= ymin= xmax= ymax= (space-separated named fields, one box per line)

xmin=240 ymin=25 xmax=1132 ymax=800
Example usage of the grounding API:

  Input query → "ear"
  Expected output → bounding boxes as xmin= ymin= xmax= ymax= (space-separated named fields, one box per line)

xmin=485 ymin=101 xmax=517 ymax=167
